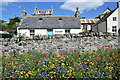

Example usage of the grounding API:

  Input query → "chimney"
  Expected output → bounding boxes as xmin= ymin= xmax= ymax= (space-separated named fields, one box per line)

xmin=74 ymin=7 xmax=80 ymax=17
xmin=22 ymin=8 xmax=27 ymax=17
xmin=117 ymin=1 xmax=120 ymax=8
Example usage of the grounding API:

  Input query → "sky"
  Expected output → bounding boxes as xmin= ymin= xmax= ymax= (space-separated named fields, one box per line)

xmin=0 ymin=0 xmax=119 ymax=22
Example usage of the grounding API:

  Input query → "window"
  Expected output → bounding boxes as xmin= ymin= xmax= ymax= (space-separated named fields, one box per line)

xmin=47 ymin=29 xmax=53 ymax=32
xmin=113 ymin=17 xmax=117 ymax=21
xmin=59 ymin=18 xmax=62 ymax=20
xmin=39 ymin=18 xmax=43 ymax=20
xmin=55 ymin=31 xmax=63 ymax=33
xmin=30 ymin=29 xmax=34 ymax=33
xmin=112 ymin=26 xmax=117 ymax=32
xmin=30 ymin=29 xmax=35 ymax=37
xmin=65 ymin=29 xmax=70 ymax=33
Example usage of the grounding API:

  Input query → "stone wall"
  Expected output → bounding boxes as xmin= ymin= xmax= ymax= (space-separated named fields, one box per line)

xmin=1 ymin=34 xmax=120 ymax=55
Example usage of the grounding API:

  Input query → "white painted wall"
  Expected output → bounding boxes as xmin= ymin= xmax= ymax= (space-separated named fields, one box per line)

xmin=53 ymin=29 xmax=65 ymax=34
xmin=87 ymin=25 xmax=91 ymax=31
xmin=107 ymin=8 xmax=118 ymax=34
xmin=118 ymin=2 xmax=120 ymax=30
xmin=70 ymin=29 xmax=82 ymax=34
xmin=17 ymin=28 xmax=30 ymax=37
xmin=17 ymin=28 xmax=82 ymax=37
xmin=35 ymin=29 xmax=47 ymax=35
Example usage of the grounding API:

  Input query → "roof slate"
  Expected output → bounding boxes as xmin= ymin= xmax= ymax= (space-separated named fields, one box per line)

xmin=19 ymin=16 xmax=81 ymax=29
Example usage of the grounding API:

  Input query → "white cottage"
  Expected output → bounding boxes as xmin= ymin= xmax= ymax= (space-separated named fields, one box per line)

xmin=92 ymin=1 xmax=120 ymax=35
xmin=17 ymin=7 xmax=81 ymax=37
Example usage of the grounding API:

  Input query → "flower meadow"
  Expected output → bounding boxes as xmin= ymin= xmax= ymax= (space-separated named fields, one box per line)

xmin=1 ymin=46 xmax=120 ymax=80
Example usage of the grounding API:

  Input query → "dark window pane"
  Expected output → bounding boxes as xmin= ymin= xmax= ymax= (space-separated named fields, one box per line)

xmin=113 ymin=17 xmax=117 ymax=21
xmin=59 ymin=18 xmax=62 ymax=20
xmin=39 ymin=18 xmax=43 ymax=20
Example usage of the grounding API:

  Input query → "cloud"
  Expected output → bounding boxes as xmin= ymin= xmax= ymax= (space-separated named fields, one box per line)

xmin=60 ymin=0 xmax=119 ymax=13
xmin=0 ymin=2 xmax=22 ymax=11
xmin=0 ymin=0 xmax=35 ymax=2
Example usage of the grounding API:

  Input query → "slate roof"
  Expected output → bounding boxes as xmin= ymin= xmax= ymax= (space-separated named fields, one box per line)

xmin=94 ymin=8 xmax=117 ymax=26
xmin=19 ymin=16 xmax=81 ymax=29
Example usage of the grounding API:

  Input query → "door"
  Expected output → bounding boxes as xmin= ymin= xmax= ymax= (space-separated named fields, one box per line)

xmin=47 ymin=29 xmax=53 ymax=35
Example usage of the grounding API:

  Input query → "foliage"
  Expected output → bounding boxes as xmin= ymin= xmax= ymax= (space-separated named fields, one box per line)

xmin=2 ymin=24 xmax=17 ymax=29
xmin=0 ymin=20 xmax=6 ymax=23
xmin=2 ymin=17 xmax=20 ymax=30
xmin=8 ymin=17 xmax=20 ymax=25
xmin=81 ymin=17 xmax=86 ymax=19
xmin=2 ymin=46 xmax=120 ymax=79
xmin=102 ymin=32 xmax=111 ymax=36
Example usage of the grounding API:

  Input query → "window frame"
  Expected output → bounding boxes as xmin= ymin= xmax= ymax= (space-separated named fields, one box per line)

xmin=65 ymin=29 xmax=70 ymax=33
xmin=113 ymin=17 xmax=117 ymax=21
xmin=112 ymin=26 xmax=117 ymax=32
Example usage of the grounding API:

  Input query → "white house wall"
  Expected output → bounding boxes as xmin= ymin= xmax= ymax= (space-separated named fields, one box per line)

xmin=107 ymin=8 xmax=118 ymax=33
xmin=17 ymin=28 xmax=30 ymax=37
xmin=53 ymin=29 xmax=65 ymax=34
xmin=35 ymin=29 xmax=47 ymax=35
xmin=118 ymin=2 xmax=120 ymax=30
xmin=70 ymin=29 xmax=82 ymax=34
xmin=17 ymin=28 xmax=82 ymax=37
xmin=87 ymin=25 xmax=91 ymax=31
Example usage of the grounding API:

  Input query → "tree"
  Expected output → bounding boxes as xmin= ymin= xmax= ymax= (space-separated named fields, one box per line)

xmin=81 ymin=17 xmax=86 ymax=19
xmin=9 ymin=17 xmax=20 ymax=25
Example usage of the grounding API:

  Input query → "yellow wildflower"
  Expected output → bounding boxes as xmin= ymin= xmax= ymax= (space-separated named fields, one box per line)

xmin=62 ymin=74 xmax=64 ymax=77
xmin=50 ymin=72 xmax=53 ymax=73
xmin=25 ymin=73 xmax=29 ymax=77
xmin=53 ymin=72 xmax=56 ymax=74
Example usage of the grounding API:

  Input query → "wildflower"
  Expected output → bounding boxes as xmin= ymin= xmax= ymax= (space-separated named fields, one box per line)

xmin=44 ymin=56 xmax=47 ymax=58
xmin=50 ymin=72 xmax=53 ymax=73
xmin=93 ymin=49 xmax=96 ymax=52
xmin=92 ymin=61 xmax=95 ymax=63
xmin=62 ymin=74 xmax=65 ymax=77
xmin=81 ymin=59 xmax=84 ymax=61
xmin=1 ymin=51 xmax=5 ymax=53
xmin=55 ymin=73 xmax=59 ymax=75
xmin=79 ymin=55 xmax=81 ymax=57
xmin=82 ymin=51 xmax=84 ymax=52
xmin=97 ymin=57 xmax=101 ymax=60
xmin=110 ymin=57 xmax=113 ymax=60
xmin=9 ymin=54 xmax=12 ymax=56
xmin=11 ymin=61 xmax=14 ymax=65
xmin=117 ymin=52 xmax=120 ymax=54
xmin=51 ymin=65 xmax=55 ymax=68
xmin=22 ymin=50 xmax=25 ymax=52
xmin=116 ymin=57 xmax=118 ymax=60
xmin=52 ymin=55 xmax=55 ymax=57
xmin=70 ymin=50 xmax=73 ymax=52
xmin=72 ymin=60 xmax=74 ymax=62
xmin=77 ymin=64 xmax=81 ymax=66
xmin=89 ymin=45 xmax=92 ymax=46
xmin=25 ymin=73 xmax=29 ymax=77
xmin=43 ymin=76 xmax=49 ymax=78
xmin=35 ymin=61 xmax=39 ymax=64
xmin=73 ymin=49 xmax=76 ymax=52
xmin=68 ymin=66 xmax=71 ymax=69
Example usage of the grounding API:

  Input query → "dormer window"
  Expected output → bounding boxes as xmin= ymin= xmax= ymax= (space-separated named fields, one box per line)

xmin=59 ymin=18 xmax=62 ymax=20
xmin=39 ymin=18 xmax=43 ymax=20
